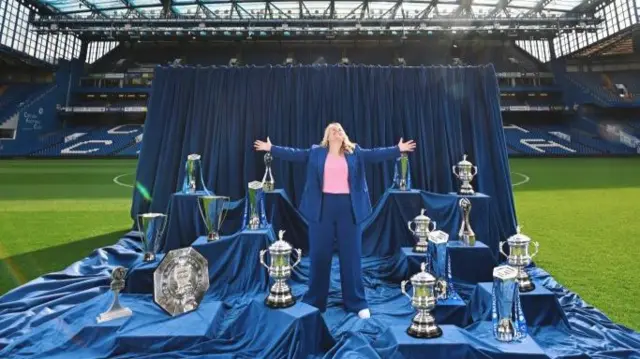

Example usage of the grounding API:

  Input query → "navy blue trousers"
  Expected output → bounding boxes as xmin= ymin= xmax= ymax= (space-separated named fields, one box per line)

xmin=302 ymin=193 xmax=368 ymax=313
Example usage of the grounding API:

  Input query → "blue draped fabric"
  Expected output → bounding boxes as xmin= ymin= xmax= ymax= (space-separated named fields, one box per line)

xmin=131 ymin=64 xmax=517 ymax=244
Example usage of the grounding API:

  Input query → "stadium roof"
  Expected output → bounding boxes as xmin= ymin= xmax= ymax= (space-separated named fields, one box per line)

xmin=26 ymin=0 xmax=611 ymax=19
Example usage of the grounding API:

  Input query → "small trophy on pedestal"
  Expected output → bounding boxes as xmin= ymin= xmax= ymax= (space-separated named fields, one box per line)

xmin=136 ymin=213 xmax=167 ymax=262
xmin=97 ymin=266 xmax=133 ymax=323
xmin=245 ymin=181 xmax=267 ymax=230
xmin=182 ymin=153 xmax=208 ymax=194
xmin=393 ymin=152 xmax=411 ymax=190
xmin=492 ymin=265 xmax=528 ymax=342
xmin=408 ymin=209 xmax=437 ymax=253
xmin=452 ymin=154 xmax=478 ymax=195
xmin=260 ymin=230 xmax=302 ymax=308
xmin=458 ymin=198 xmax=476 ymax=246
xmin=198 ymin=195 xmax=230 ymax=241
xmin=262 ymin=153 xmax=275 ymax=192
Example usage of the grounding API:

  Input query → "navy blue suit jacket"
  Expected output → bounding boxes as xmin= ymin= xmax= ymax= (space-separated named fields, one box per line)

xmin=271 ymin=144 xmax=401 ymax=224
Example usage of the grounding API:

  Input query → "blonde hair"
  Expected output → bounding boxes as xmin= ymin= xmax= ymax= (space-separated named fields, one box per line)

xmin=320 ymin=122 xmax=356 ymax=154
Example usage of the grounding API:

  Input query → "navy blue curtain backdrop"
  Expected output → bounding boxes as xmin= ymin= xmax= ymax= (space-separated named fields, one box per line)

xmin=131 ymin=64 xmax=517 ymax=242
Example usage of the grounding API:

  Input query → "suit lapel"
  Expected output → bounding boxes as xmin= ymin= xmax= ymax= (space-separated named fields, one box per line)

xmin=318 ymin=147 xmax=328 ymax=186
xmin=346 ymin=151 xmax=356 ymax=185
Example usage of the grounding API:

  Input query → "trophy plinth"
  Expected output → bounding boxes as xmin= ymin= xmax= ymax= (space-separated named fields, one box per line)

xmin=401 ymin=262 xmax=442 ymax=339
xmin=500 ymin=226 xmax=539 ymax=293
xmin=260 ymin=230 xmax=301 ymax=309
xmin=97 ymin=267 xmax=133 ymax=323
xmin=408 ymin=209 xmax=436 ymax=253
xmin=198 ymin=195 xmax=230 ymax=242
xmin=452 ymin=154 xmax=478 ymax=196
xmin=458 ymin=198 xmax=476 ymax=246
xmin=136 ymin=213 xmax=167 ymax=262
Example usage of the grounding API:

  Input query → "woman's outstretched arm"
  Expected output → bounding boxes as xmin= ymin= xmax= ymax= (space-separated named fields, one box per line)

xmin=254 ymin=137 xmax=310 ymax=163
xmin=359 ymin=138 xmax=416 ymax=164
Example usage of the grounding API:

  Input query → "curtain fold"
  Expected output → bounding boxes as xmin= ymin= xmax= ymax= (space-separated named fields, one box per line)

xmin=131 ymin=64 xmax=517 ymax=242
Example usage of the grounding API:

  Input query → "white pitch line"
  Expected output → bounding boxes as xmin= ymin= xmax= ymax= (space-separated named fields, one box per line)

xmin=113 ymin=173 xmax=134 ymax=188
xmin=511 ymin=172 xmax=530 ymax=187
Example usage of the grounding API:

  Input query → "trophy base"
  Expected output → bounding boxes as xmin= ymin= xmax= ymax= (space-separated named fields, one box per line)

xmin=207 ymin=232 xmax=220 ymax=241
xmin=265 ymin=295 xmax=296 ymax=309
xmin=460 ymin=234 xmax=476 ymax=247
xmin=143 ymin=252 xmax=156 ymax=262
xmin=96 ymin=307 xmax=133 ymax=324
xmin=517 ymin=268 xmax=535 ymax=293
xmin=412 ymin=243 xmax=428 ymax=253
xmin=263 ymin=182 xmax=275 ymax=192
xmin=407 ymin=324 xmax=443 ymax=339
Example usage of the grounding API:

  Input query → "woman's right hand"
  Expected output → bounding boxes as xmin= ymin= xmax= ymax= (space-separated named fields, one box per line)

xmin=254 ymin=137 xmax=272 ymax=152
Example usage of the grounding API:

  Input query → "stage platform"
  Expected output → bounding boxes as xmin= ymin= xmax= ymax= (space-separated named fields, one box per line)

xmin=1 ymin=189 xmax=639 ymax=358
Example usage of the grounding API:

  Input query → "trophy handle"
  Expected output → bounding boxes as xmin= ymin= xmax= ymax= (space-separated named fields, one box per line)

xmin=158 ymin=215 xmax=168 ymax=239
xmin=452 ymin=165 xmax=459 ymax=178
xmin=429 ymin=221 xmax=437 ymax=232
xmin=407 ymin=221 xmax=416 ymax=235
xmin=259 ymin=249 xmax=269 ymax=269
xmin=499 ymin=241 xmax=508 ymax=259
xmin=291 ymin=248 xmax=302 ymax=268
xmin=219 ymin=198 xmax=231 ymax=230
xmin=531 ymin=241 xmax=540 ymax=259
xmin=400 ymin=280 xmax=412 ymax=300
xmin=471 ymin=166 xmax=478 ymax=177
xmin=197 ymin=199 xmax=210 ymax=234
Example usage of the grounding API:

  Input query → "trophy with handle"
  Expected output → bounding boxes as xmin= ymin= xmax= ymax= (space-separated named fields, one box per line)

xmin=260 ymin=230 xmax=302 ymax=308
xmin=408 ymin=209 xmax=437 ymax=253
xmin=97 ymin=266 xmax=133 ymax=323
xmin=198 ymin=195 xmax=230 ymax=241
xmin=452 ymin=154 xmax=478 ymax=195
xmin=401 ymin=262 xmax=442 ymax=338
xmin=499 ymin=226 xmax=539 ymax=292
xmin=136 ymin=213 xmax=167 ymax=262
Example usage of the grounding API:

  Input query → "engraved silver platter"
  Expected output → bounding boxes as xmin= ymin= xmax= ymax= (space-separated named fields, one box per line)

xmin=153 ymin=247 xmax=210 ymax=316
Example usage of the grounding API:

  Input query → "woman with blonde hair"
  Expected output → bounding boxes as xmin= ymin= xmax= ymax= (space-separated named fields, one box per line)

xmin=254 ymin=123 xmax=416 ymax=318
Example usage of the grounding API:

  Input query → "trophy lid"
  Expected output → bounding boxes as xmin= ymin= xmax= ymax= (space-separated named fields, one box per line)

xmin=413 ymin=208 xmax=431 ymax=223
xmin=269 ymin=230 xmax=292 ymax=255
xmin=411 ymin=262 xmax=436 ymax=286
xmin=187 ymin=153 xmax=201 ymax=161
xmin=428 ymin=230 xmax=449 ymax=245
xmin=493 ymin=265 xmax=518 ymax=281
xmin=507 ymin=226 xmax=531 ymax=244
xmin=248 ymin=181 xmax=264 ymax=190
xmin=457 ymin=154 xmax=473 ymax=167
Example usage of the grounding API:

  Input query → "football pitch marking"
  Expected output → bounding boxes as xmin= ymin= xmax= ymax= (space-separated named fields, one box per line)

xmin=511 ymin=172 xmax=530 ymax=187
xmin=113 ymin=173 xmax=134 ymax=188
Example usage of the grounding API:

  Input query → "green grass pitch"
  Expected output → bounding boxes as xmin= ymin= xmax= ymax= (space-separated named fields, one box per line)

xmin=0 ymin=158 xmax=638 ymax=330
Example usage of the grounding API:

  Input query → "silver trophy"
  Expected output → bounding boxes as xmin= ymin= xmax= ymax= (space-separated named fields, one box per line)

xmin=499 ymin=227 xmax=539 ymax=293
xmin=458 ymin=198 xmax=476 ymax=246
xmin=452 ymin=154 xmax=478 ymax=195
xmin=427 ymin=230 xmax=451 ymax=300
xmin=97 ymin=266 xmax=133 ymax=323
xmin=247 ymin=181 xmax=265 ymax=230
xmin=198 ymin=195 xmax=230 ymax=241
xmin=262 ymin=153 xmax=275 ymax=192
xmin=492 ymin=265 xmax=522 ymax=342
xmin=408 ymin=209 xmax=437 ymax=253
xmin=136 ymin=213 xmax=167 ymax=262
xmin=395 ymin=152 xmax=410 ymax=190
xmin=259 ymin=230 xmax=302 ymax=308
xmin=401 ymin=262 xmax=442 ymax=338
xmin=153 ymin=247 xmax=210 ymax=316
xmin=183 ymin=153 xmax=204 ymax=194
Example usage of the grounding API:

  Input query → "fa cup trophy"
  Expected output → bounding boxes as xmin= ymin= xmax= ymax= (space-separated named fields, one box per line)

xmin=401 ymin=262 xmax=443 ymax=338
xmin=245 ymin=181 xmax=267 ymax=230
xmin=260 ymin=230 xmax=302 ymax=308
xmin=458 ymin=198 xmax=476 ymax=246
xmin=393 ymin=152 xmax=411 ymax=190
xmin=136 ymin=213 xmax=167 ymax=262
xmin=408 ymin=209 xmax=436 ymax=253
xmin=427 ymin=230 xmax=456 ymax=300
xmin=97 ymin=266 xmax=133 ymax=323
xmin=492 ymin=265 xmax=528 ymax=342
xmin=500 ymin=227 xmax=539 ymax=292
xmin=452 ymin=154 xmax=478 ymax=195
xmin=198 ymin=195 xmax=230 ymax=241
xmin=182 ymin=153 xmax=209 ymax=194
xmin=262 ymin=153 xmax=275 ymax=192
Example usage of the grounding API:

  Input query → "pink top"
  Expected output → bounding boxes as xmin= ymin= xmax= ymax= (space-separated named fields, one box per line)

xmin=323 ymin=154 xmax=350 ymax=194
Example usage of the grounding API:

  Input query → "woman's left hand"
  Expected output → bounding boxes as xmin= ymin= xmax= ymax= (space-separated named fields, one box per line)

xmin=398 ymin=138 xmax=416 ymax=152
